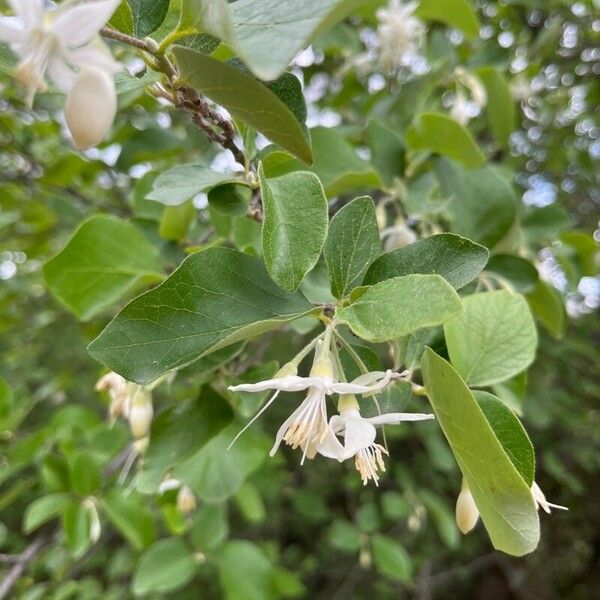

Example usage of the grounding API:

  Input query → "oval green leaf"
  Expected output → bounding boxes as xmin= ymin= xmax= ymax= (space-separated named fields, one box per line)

xmin=421 ymin=348 xmax=540 ymax=556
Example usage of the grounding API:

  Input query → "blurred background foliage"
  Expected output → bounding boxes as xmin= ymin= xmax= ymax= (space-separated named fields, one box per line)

xmin=0 ymin=0 xmax=599 ymax=598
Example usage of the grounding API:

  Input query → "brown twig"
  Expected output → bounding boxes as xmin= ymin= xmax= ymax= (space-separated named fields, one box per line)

xmin=100 ymin=26 xmax=151 ymax=52
xmin=0 ymin=535 xmax=49 ymax=599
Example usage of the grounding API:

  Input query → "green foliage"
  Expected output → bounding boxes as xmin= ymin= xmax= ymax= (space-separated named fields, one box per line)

xmin=422 ymin=349 xmax=540 ymax=556
xmin=0 ymin=0 xmax=597 ymax=597
xmin=445 ymin=290 xmax=538 ymax=387
xmin=336 ymin=274 xmax=461 ymax=342
xmin=43 ymin=216 xmax=164 ymax=320
xmin=324 ymin=196 xmax=382 ymax=299
xmin=88 ymin=248 xmax=313 ymax=383
xmin=260 ymin=166 xmax=328 ymax=291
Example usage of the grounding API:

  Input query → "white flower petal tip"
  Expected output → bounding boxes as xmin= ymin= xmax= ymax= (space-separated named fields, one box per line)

xmin=531 ymin=482 xmax=568 ymax=514
xmin=65 ymin=67 xmax=116 ymax=150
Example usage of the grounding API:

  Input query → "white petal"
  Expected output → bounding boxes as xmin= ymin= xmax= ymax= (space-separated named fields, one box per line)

xmin=329 ymin=370 xmax=393 ymax=395
xmin=47 ymin=55 xmax=76 ymax=93
xmin=343 ymin=418 xmax=377 ymax=457
xmin=0 ymin=16 xmax=27 ymax=45
xmin=65 ymin=67 xmax=116 ymax=150
xmin=228 ymin=375 xmax=313 ymax=393
xmin=64 ymin=42 xmax=121 ymax=74
xmin=316 ymin=427 xmax=345 ymax=461
xmin=53 ymin=0 xmax=121 ymax=47
xmin=269 ymin=407 xmax=300 ymax=456
xmin=7 ymin=0 xmax=43 ymax=25
xmin=367 ymin=412 xmax=435 ymax=426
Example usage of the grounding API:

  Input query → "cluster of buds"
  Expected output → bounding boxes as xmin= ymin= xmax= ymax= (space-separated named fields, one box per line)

xmin=95 ymin=372 xmax=153 ymax=442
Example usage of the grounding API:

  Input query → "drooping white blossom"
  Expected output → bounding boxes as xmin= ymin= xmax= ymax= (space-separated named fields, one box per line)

xmin=228 ymin=340 xmax=401 ymax=464
xmin=531 ymin=481 xmax=568 ymax=514
xmin=318 ymin=395 xmax=434 ymax=485
xmin=95 ymin=371 xmax=132 ymax=422
xmin=376 ymin=0 xmax=426 ymax=72
xmin=0 ymin=0 xmax=121 ymax=147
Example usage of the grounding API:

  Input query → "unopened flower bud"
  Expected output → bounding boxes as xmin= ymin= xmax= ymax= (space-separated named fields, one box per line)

xmin=274 ymin=360 xmax=299 ymax=379
xmin=455 ymin=480 xmax=480 ymax=534
xmin=65 ymin=67 xmax=116 ymax=150
xmin=83 ymin=498 xmax=101 ymax=543
xmin=128 ymin=388 xmax=153 ymax=439
xmin=176 ymin=485 xmax=197 ymax=514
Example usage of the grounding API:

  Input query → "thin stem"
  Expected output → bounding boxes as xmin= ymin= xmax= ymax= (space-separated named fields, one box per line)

xmin=157 ymin=29 xmax=195 ymax=54
xmin=333 ymin=330 xmax=369 ymax=375
xmin=100 ymin=26 xmax=151 ymax=52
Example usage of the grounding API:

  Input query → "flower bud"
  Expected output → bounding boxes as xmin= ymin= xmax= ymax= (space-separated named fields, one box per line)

xmin=65 ymin=67 xmax=116 ymax=150
xmin=128 ymin=387 xmax=153 ymax=439
xmin=455 ymin=480 xmax=480 ymax=534
xmin=83 ymin=498 xmax=102 ymax=544
xmin=176 ymin=485 xmax=197 ymax=514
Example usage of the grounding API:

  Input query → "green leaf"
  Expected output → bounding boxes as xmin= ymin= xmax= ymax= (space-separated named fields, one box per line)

xmin=328 ymin=519 xmax=361 ymax=552
xmin=309 ymin=126 xmax=380 ymax=196
xmin=190 ymin=504 xmax=229 ymax=551
xmin=63 ymin=502 xmax=93 ymax=559
xmin=526 ymin=280 xmax=566 ymax=339
xmin=435 ymin=159 xmax=517 ymax=247
xmin=173 ymin=47 xmax=312 ymax=163
xmin=477 ymin=67 xmax=516 ymax=148
xmin=141 ymin=386 xmax=233 ymax=486
xmin=101 ymin=489 xmax=156 ymax=551
xmin=324 ymin=196 xmax=382 ymax=299
xmin=88 ymin=247 xmax=313 ymax=384
xmin=444 ymin=290 xmax=537 ymax=387
xmin=132 ymin=538 xmax=197 ymax=596
xmin=71 ymin=454 xmax=101 ymax=496
xmin=406 ymin=113 xmax=486 ymax=169
xmin=0 ymin=377 xmax=13 ymax=420
xmin=23 ymin=493 xmax=70 ymax=534
xmin=492 ymin=371 xmax=527 ymax=416
xmin=415 ymin=0 xmax=480 ymax=37
xmin=159 ymin=202 xmax=196 ymax=242
xmin=336 ymin=274 xmax=462 ymax=342
xmin=127 ymin=0 xmax=170 ymax=37
xmin=364 ymin=233 xmax=488 ymax=290
xmin=217 ymin=540 xmax=273 ymax=600
xmin=419 ymin=490 xmax=460 ymax=549
xmin=173 ymin=425 xmax=269 ymax=503
xmin=44 ymin=216 xmax=163 ymax=321
xmin=474 ymin=391 xmax=535 ymax=486
xmin=208 ymin=184 xmax=250 ymax=216
xmin=371 ymin=535 xmax=412 ymax=582
xmin=109 ymin=2 xmax=134 ymax=34
xmin=191 ymin=0 xmax=365 ymax=80
xmin=421 ymin=349 xmax=540 ymax=556
xmin=260 ymin=165 xmax=328 ymax=291
xmin=146 ymin=164 xmax=241 ymax=206
xmin=366 ymin=118 xmax=405 ymax=185
xmin=486 ymin=254 xmax=539 ymax=293
xmin=522 ymin=205 xmax=571 ymax=245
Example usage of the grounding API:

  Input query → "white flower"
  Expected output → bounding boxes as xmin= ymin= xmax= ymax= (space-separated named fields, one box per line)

xmin=449 ymin=91 xmax=475 ymax=125
xmin=380 ymin=223 xmax=417 ymax=251
xmin=0 ymin=0 xmax=120 ymax=146
xmin=317 ymin=396 xmax=434 ymax=486
xmin=376 ymin=0 xmax=426 ymax=72
xmin=456 ymin=479 xmax=567 ymax=534
xmin=95 ymin=371 xmax=132 ymax=421
xmin=228 ymin=341 xmax=401 ymax=464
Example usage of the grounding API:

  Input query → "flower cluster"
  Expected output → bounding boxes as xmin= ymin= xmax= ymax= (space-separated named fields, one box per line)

xmin=0 ymin=0 xmax=121 ymax=149
xmin=375 ymin=0 xmax=426 ymax=73
xmin=448 ymin=67 xmax=487 ymax=125
xmin=228 ymin=328 xmax=434 ymax=486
